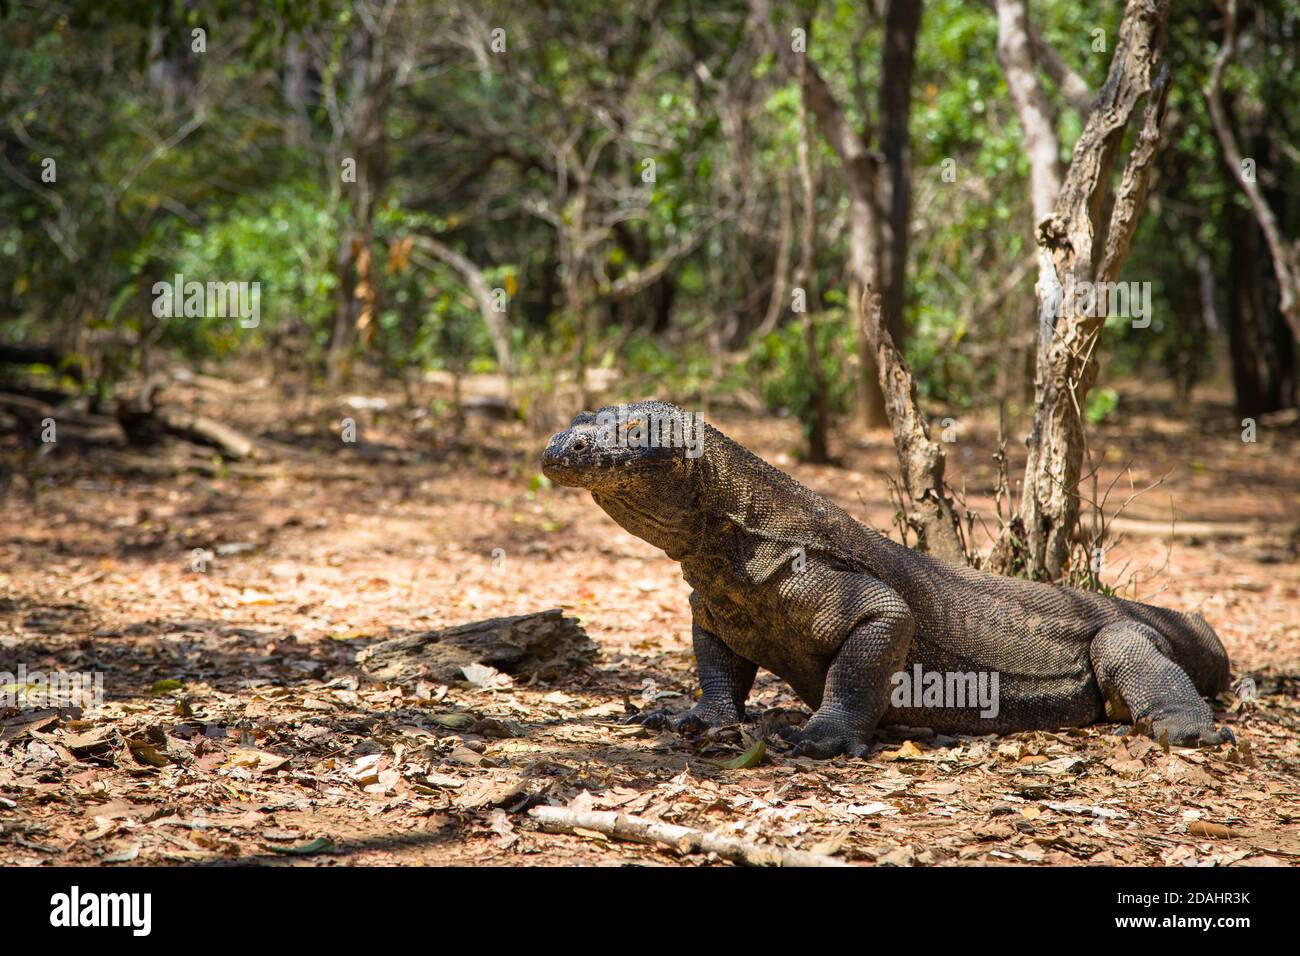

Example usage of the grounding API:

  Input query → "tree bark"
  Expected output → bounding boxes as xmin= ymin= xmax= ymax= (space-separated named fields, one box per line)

xmin=878 ymin=0 xmax=923 ymax=348
xmin=993 ymin=0 xmax=1173 ymax=581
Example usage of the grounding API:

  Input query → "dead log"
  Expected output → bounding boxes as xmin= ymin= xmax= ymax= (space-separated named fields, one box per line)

xmin=357 ymin=609 xmax=596 ymax=685
xmin=148 ymin=407 xmax=256 ymax=459
xmin=530 ymin=806 xmax=850 ymax=867
xmin=116 ymin=383 xmax=257 ymax=460
xmin=0 ymin=391 xmax=122 ymax=446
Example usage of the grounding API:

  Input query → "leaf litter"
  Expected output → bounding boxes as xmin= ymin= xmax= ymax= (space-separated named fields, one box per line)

xmin=0 ymin=372 xmax=1297 ymax=866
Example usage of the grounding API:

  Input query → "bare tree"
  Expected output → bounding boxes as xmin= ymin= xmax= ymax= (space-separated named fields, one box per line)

xmin=991 ymin=0 xmax=1174 ymax=580
xmin=795 ymin=55 xmax=831 ymax=464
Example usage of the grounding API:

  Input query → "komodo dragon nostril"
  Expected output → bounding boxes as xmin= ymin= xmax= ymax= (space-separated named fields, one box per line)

xmin=571 ymin=439 xmax=588 ymax=452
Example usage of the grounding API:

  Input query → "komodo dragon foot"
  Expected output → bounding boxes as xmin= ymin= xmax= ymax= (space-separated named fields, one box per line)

xmin=1092 ymin=620 xmax=1236 ymax=748
xmin=623 ymin=703 xmax=740 ymax=734
xmin=777 ymin=720 xmax=871 ymax=759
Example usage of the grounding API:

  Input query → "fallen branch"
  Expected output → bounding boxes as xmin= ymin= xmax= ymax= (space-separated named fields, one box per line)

xmin=118 ymin=403 xmax=257 ymax=460
xmin=152 ymin=407 xmax=257 ymax=459
xmin=116 ymin=383 xmax=258 ymax=460
xmin=530 ymin=806 xmax=850 ymax=867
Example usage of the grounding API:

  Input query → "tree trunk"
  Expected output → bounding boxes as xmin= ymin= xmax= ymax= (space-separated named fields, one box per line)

xmin=747 ymin=0 xmax=889 ymax=429
xmin=848 ymin=193 xmax=889 ymax=430
xmin=993 ymin=0 xmax=1173 ymax=581
xmin=1227 ymin=200 xmax=1297 ymax=417
xmin=795 ymin=64 xmax=831 ymax=464
xmin=1204 ymin=0 xmax=1300 ymax=343
xmin=995 ymin=0 xmax=1062 ymax=228
xmin=878 ymin=0 xmax=923 ymax=348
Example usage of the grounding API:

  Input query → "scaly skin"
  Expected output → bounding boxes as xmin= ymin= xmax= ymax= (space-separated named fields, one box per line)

xmin=542 ymin=401 xmax=1234 ymax=758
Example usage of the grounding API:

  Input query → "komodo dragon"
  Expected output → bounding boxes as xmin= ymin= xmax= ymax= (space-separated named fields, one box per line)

xmin=541 ymin=400 xmax=1234 ymax=758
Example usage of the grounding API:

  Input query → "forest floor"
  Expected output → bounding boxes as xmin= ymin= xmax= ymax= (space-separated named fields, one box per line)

xmin=1 ymin=366 xmax=1298 ymax=867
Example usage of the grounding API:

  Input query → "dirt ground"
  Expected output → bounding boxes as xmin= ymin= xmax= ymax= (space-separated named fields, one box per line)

xmin=1 ymin=369 xmax=1298 ymax=866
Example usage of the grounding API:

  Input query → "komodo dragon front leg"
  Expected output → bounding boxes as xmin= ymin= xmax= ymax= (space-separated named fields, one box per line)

xmin=626 ymin=618 xmax=757 ymax=732
xmin=1091 ymin=620 xmax=1235 ymax=747
xmin=780 ymin=575 xmax=915 ymax=758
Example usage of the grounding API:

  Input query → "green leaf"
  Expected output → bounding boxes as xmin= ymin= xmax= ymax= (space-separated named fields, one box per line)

xmin=720 ymin=735 xmax=766 ymax=770
xmin=150 ymin=679 xmax=183 ymax=695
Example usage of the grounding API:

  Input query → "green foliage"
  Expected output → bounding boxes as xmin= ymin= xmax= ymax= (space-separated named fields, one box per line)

xmin=748 ymin=308 xmax=854 ymax=440
xmin=1 ymin=0 xmax=1292 ymax=426
xmin=155 ymin=181 xmax=338 ymax=358
xmin=1085 ymin=386 xmax=1119 ymax=424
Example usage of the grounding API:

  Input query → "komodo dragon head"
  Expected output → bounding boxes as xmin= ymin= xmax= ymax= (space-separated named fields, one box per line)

xmin=541 ymin=400 xmax=705 ymax=491
xmin=541 ymin=401 xmax=710 ymax=549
